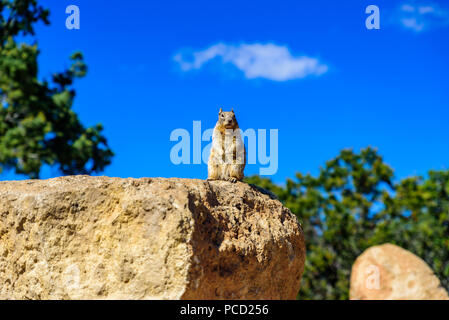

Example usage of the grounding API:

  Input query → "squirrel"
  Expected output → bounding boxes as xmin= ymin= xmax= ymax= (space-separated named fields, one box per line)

xmin=207 ymin=108 xmax=246 ymax=183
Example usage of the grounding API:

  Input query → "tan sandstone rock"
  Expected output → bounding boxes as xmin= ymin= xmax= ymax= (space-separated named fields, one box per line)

xmin=0 ymin=176 xmax=305 ymax=300
xmin=350 ymin=243 xmax=448 ymax=300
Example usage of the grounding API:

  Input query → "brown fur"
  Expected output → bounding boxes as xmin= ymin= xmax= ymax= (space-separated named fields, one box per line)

xmin=207 ymin=108 xmax=246 ymax=182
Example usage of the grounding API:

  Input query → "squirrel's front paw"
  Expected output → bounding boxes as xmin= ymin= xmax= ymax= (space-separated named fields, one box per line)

xmin=227 ymin=177 xmax=237 ymax=183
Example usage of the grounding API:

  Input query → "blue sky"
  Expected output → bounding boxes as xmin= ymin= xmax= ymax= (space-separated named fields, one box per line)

xmin=2 ymin=0 xmax=449 ymax=183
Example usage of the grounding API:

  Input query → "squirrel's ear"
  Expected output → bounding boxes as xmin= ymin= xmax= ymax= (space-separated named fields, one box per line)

xmin=219 ymin=108 xmax=222 ymax=113
xmin=231 ymin=108 xmax=234 ymax=113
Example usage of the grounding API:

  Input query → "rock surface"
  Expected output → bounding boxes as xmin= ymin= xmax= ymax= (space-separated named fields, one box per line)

xmin=350 ymin=243 xmax=448 ymax=300
xmin=0 ymin=176 xmax=305 ymax=300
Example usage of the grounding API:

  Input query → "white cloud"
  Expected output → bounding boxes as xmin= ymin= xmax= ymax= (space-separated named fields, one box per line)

xmin=174 ymin=43 xmax=328 ymax=81
xmin=399 ymin=2 xmax=449 ymax=32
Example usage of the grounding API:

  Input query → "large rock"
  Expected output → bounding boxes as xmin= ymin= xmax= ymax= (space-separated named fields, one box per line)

xmin=350 ymin=243 xmax=448 ymax=300
xmin=0 ymin=176 xmax=305 ymax=300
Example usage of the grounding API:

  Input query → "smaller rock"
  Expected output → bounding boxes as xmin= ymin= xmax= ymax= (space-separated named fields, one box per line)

xmin=350 ymin=243 xmax=448 ymax=300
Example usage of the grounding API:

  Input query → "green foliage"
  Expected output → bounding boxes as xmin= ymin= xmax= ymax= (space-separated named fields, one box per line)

xmin=0 ymin=0 xmax=113 ymax=178
xmin=245 ymin=147 xmax=449 ymax=299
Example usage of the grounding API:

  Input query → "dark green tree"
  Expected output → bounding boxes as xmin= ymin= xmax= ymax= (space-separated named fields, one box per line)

xmin=245 ymin=147 xmax=449 ymax=299
xmin=0 ymin=0 xmax=113 ymax=178
xmin=381 ymin=170 xmax=449 ymax=290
